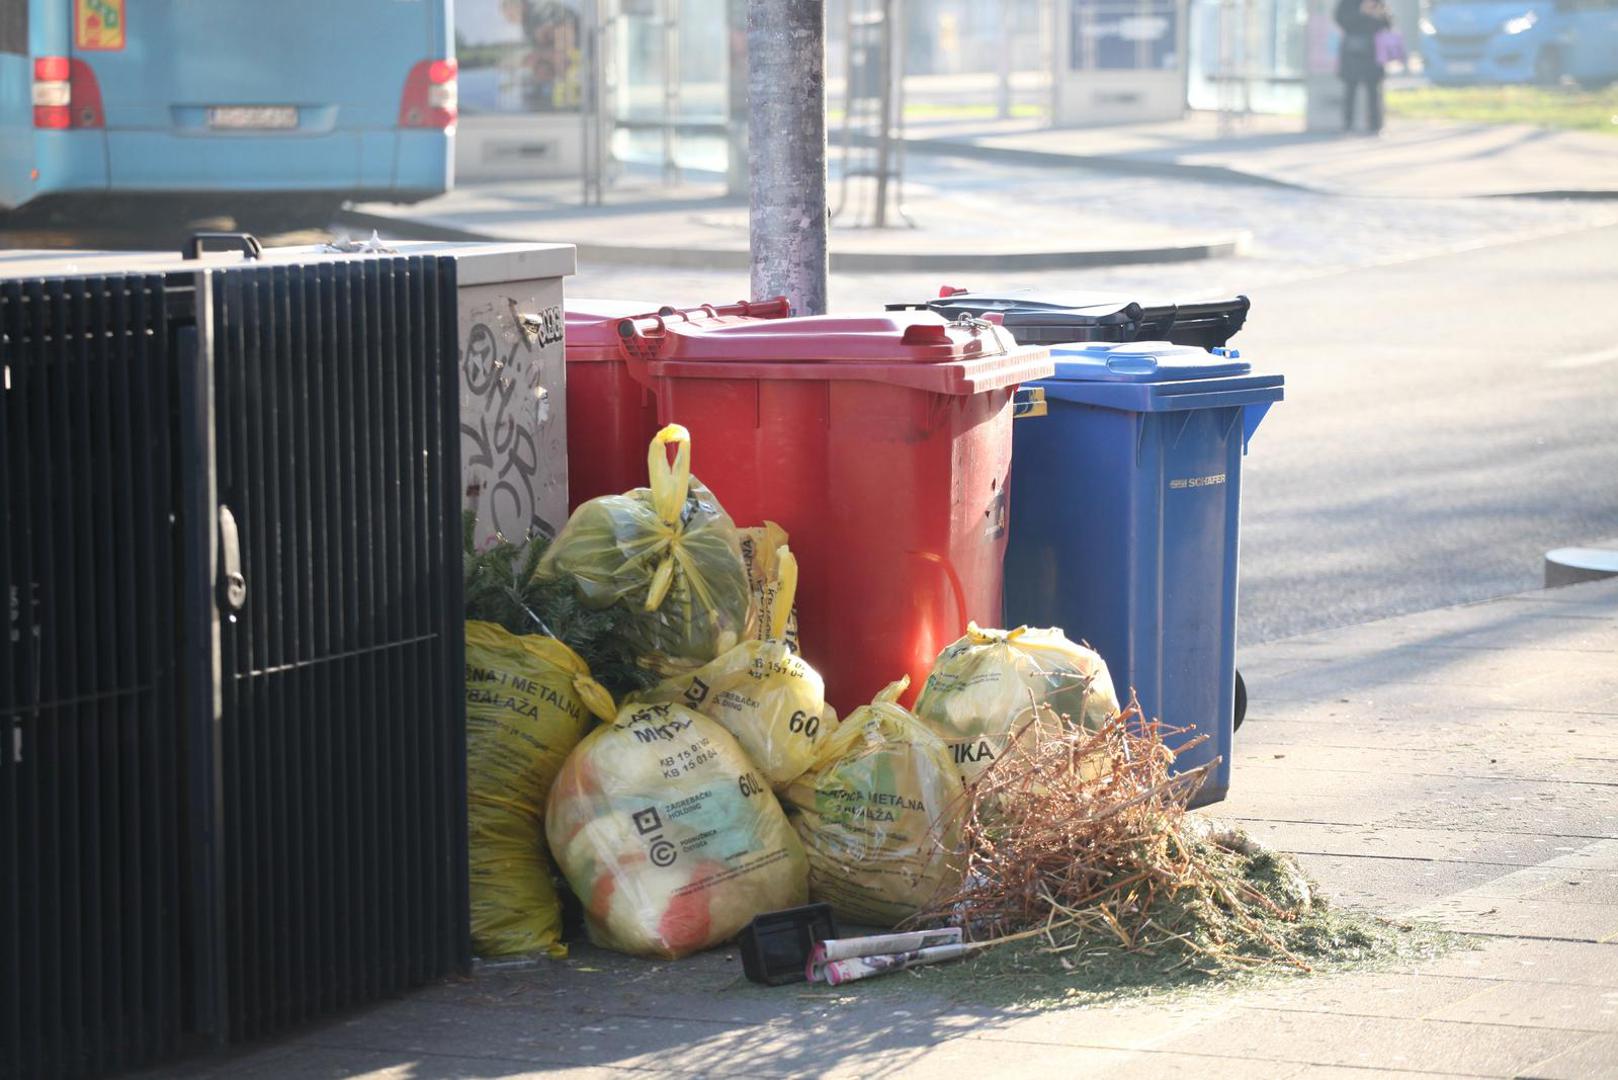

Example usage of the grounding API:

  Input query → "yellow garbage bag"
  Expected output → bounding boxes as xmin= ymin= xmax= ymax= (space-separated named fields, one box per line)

xmin=465 ymin=621 xmax=618 ymax=958
xmin=914 ymin=623 xmax=1120 ymax=787
xmin=545 ymin=700 xmax=809 ymax=959
xmin=627 ymin=547 xmax=836 ymax=789
xmin=536 ymin=424 xmax=751 ymax=668
xmin=783 ymin=677 xmax=965 ymax=927
xmin=739 ymin=521 xmax=799 ymax=649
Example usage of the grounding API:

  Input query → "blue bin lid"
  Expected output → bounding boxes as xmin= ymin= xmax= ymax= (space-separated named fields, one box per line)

xmin=1049 ymin=341 xmax=1250 ymax=382
xmin=1033 ymin=341 xmax=1283 ymax=430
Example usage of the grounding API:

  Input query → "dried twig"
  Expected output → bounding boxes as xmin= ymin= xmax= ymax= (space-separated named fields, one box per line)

xmin=910 ymin=696 xmax=1312 ymax=974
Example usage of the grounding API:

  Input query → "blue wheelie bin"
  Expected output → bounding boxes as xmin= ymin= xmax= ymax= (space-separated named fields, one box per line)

xmin=1002 ymin=341 xmax=1283 ymax=807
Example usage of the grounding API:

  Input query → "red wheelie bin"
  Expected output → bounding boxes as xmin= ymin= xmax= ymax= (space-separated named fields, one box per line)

xmin=564 ymin=297 xmax=789 ymax=510
xmin=618 ymin=311 xmax=1052 ymax=711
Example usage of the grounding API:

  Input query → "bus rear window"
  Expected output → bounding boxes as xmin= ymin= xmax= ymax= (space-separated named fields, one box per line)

xmin=0 ymin=1 xmax=25 ymax=54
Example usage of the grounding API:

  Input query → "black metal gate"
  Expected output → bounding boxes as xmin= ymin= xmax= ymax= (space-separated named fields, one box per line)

xmin=1 ymin=251 xmax=469 ymax=1079
xmin=2 ymin=273 xmax=189 ymax=1079
xmin=207 ymin=257 xmax=468 ymax=1042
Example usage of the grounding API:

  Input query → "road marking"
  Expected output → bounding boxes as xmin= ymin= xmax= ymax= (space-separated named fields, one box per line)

xmin=1546 ymin=345 xmax=1618 ymax=370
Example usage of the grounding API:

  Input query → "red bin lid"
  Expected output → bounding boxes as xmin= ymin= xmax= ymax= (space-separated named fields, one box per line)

xmin=622 ymin=312 xmax=1054 ymax=396
xmin=567 ymin=297 xmax=791 ymax=362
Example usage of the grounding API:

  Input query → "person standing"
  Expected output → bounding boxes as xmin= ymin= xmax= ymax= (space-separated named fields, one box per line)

xmin=1336 ymin=0 xmax=1392 ymax=134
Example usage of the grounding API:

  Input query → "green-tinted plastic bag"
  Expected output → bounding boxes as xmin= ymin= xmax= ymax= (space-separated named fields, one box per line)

xmin=628 ymin=547 xmax=837 ymax=790
xmin=465 ymin=621 xmax=616 ymax=958
xmin=784 ymin=677 xmax=965 ymax=927
xmin=536 ymin=424 xmax=751 ymax=670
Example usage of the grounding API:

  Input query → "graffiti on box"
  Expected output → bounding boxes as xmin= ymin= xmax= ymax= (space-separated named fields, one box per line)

xmin=461 ymin=299 xmax=563 ymax=547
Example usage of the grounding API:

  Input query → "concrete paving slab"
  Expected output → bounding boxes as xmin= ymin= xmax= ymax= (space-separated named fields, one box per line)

xmin=1232 ymin=971 xmax=1497 ymax=1020
xmin=1289 ymin=852 xmax=1512 ymax=911
xmin=1518 ymin=1033 xmax=1618 ymax=1079
xmin=1544 ymin=839 xmax=1618 ymax=872
xmin=1153 ymin=1008 xmax=1588 ymax=1075
xmin=1231 ymin=742 xmax=1618 ymax=786
xmin=1287 ymin=1069 xmax=1492 ymax=1079
xmin=1421 ymin=938 xmax=1618 ymax=987
xmin=1232 ymin=821 xmax=1581 ymax=867
xmin=868 ymin=1041 xmax=1309 ymax=1080
xmin=215 ymin=1046 xmax=634 ymax=1079
xmin=1426 ymin=980 xmax=1618 ymax=1033
xmin=1405 ymin=894 xmax=1618 ymax=942
xmin=954 ymin=1000 xmax=1234 ymax=1050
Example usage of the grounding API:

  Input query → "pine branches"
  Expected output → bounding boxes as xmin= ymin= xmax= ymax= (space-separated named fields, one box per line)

xmin=462 ymin=514 xmax=658 ymax=699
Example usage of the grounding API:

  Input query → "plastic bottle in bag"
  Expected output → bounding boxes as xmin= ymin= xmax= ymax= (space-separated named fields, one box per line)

xmin=784 ymin=677 xmax=965 ymax=927
xmin=914 ymin=623 xmax=1120 ymax=787
xmin=465 ymin=621 xmax=617 ymax=957
xmin=627 ymin=547 xmax=836 ymax=789
xmin=545 ymin=700 xmax=809 ymax=959
xmin=537 ymin=425 xmax=752 ymax=670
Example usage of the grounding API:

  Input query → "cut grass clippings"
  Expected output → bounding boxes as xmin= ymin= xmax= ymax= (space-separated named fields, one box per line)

xmin=1386 ymin=84 xmax=1618 ymax=135
xmin=801 ymin=697 xmax=1471 ymax=1011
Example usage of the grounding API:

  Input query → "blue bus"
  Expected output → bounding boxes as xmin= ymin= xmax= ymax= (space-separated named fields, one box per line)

xmin=1419 ymin=0 xmax=1618 ymax=86
xmin=0 ymin=0 xmax=455 ymax=225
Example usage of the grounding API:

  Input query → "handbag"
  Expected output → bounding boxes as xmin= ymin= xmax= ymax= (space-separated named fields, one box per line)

xmin=1375 ymin=28 xmax=1407 ymax=66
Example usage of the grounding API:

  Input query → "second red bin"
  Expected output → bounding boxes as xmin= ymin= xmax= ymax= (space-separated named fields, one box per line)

xmin=564 ymin=297 xmax=790 ymax=511
xmin=618 ymin=312 xmax=1053 ymax=711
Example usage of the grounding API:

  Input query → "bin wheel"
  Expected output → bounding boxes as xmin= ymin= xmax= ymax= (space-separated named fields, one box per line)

xmin=1234 ymin=669 xmax=1247 ymax=732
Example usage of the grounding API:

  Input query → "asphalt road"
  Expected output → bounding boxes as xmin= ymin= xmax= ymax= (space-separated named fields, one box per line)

xmin=1233 ymin=222 xmax=1618 ymax=644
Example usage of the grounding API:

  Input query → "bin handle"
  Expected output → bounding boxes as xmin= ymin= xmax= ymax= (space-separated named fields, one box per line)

xmin=909 ymin=550 xmax=969 ymax=641
xmin=184 ymin=232 xmax=263 ymax=261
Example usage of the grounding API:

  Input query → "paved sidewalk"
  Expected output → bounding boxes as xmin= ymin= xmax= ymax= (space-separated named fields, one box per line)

xmin=900 ymin=112 xmax=1618 ymax=200
xmin=345 ymin=173 xmax=1248 ymax=272
xmin=160 ymin=576 xmax=1618 ymax=1079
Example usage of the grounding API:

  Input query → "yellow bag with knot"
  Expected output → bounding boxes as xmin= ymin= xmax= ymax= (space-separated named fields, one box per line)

xmin=627 ymin=547 xmax=836 ymax=790
xmin=536 ymin=424 xmax=751 ymax=669
xmin=545 ymin=700 xmax=809 ymax=959
xmin=914 ymin=623 xmax=1120 ymax=787
xmin=783 ymin=677 xmax=965 ymax=927
xmin=465 ymin=621 xmax=619 ymax=958
xmin=739 ymin=522 xmax=799 ymax=649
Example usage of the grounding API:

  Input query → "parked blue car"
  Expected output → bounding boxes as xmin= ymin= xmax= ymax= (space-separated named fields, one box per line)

xmin=1420 ymin=0 xmax=1618 ymax=86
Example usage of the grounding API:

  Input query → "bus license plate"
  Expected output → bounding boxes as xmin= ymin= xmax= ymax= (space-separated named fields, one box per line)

xmin=209 ymin=106 xmax=298 ymax=129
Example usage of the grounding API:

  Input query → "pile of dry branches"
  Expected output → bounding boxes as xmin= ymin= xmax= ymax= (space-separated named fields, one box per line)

xmin=914 ymin=698 xmax=1315 ymax=974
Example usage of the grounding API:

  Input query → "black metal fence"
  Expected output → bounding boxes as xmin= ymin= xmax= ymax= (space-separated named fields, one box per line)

xmin=1 ymin=253 xmax=469 ymax=1079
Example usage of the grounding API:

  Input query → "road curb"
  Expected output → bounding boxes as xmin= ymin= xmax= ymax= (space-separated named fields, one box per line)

xmin=336 ymin=210 xmax=1247 ymax=271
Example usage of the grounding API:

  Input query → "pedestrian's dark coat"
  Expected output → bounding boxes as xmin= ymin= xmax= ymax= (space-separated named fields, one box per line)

xmin=1336 ymin=0 xmax=1392 ymax=81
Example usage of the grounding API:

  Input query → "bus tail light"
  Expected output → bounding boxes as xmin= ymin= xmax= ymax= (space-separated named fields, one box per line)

xmin=33 ymin=56 xmax=105 ymax=130
xmin=399 ymin=58 xmax=457 ymax=130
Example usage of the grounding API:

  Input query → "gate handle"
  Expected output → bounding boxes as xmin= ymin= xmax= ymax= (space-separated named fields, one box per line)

xmin=184 ymin=232 xmax=264 ymax=261
xmin=218 ymin=505 xmax=247 ymax=612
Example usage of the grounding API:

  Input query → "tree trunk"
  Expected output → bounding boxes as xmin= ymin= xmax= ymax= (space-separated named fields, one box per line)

xmin=747 ymin=0 xmax=828 ymax=315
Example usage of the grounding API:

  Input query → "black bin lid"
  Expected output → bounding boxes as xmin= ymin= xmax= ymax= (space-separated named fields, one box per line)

xmin=737 ymin=903 xmax=838 ymax=986
xmin=886 ymin=288 xmax=1251 ymax=349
